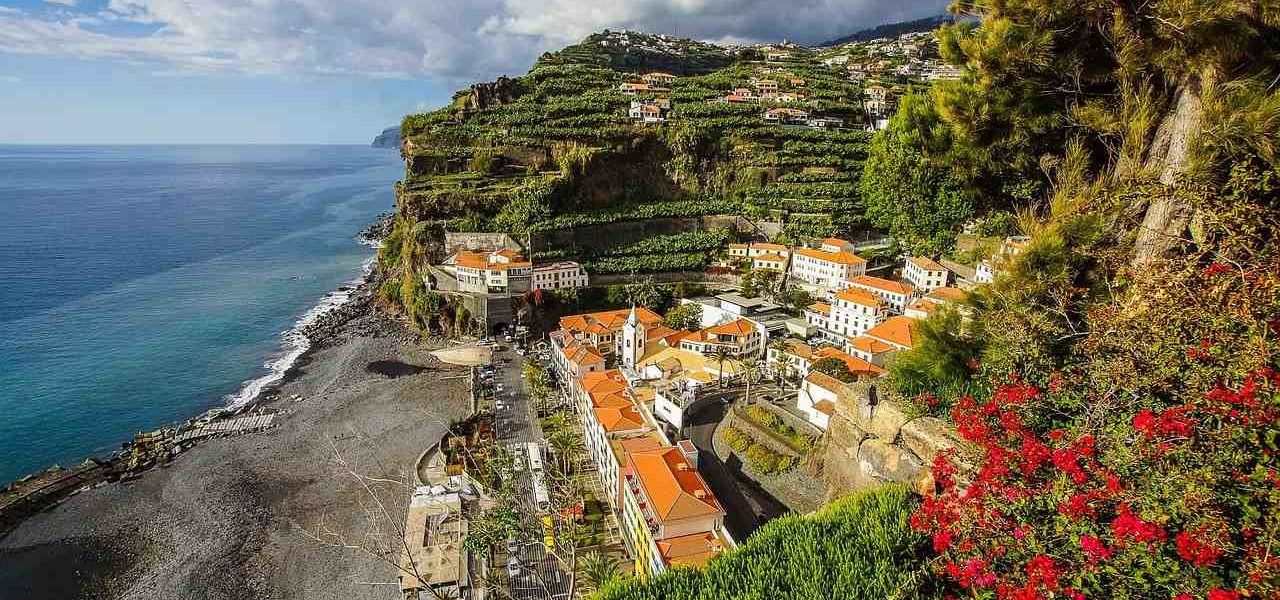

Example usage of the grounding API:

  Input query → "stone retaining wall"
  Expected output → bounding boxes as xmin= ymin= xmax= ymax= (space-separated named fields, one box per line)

xmin=819 ymin=382 xmax=974 ymax=502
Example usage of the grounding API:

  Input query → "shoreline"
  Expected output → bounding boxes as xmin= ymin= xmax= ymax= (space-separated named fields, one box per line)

xmin=0 ymin=247 xmax=474 ymax=598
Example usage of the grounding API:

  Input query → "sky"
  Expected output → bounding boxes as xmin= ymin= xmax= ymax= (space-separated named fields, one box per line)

xmin=0 ymin=0 xmax=947 ymax=144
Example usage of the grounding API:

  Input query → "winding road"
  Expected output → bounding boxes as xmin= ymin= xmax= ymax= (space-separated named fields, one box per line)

xmin=683 ymin=401 xmax=789 ymax=540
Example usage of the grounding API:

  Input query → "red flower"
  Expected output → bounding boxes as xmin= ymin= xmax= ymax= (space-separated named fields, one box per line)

xmin=1175 ymin=529 xmax=1223 ymax=567
xmin=933 ymin=529 xmax=954 ymax=553
xmin=1111 ymin=504 xmax=1167 ymax=545
xmin=1024 ymin=554 xmax=1060 ymax=591
xmin=1079 ymin=535 xmax=1112 ymax=564
xmin=1207 ymin=590 xmax=1240 ymax=600
xmin=1133 ymin=410 xmax=1158 ymax=436
xmin=1173 ymin=595 xmax=1194 ymax=600
xmin=1052 ymin=448 xmax=1087 ymax=484
xmin=1202 ymin=262 xmax=1230 ymax=276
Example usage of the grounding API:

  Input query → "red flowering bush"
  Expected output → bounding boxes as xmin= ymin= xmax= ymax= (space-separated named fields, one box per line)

xmin=912 ymin=259 xmax=1280 ymax=599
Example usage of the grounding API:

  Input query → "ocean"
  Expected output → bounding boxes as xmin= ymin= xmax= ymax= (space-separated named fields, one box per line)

xmin=0 ymin=145 xmax=401 ymax=483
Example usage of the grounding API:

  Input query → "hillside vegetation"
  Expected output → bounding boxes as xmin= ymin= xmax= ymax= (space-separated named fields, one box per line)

xmin=581 ymin=1 xmax=1280 ymax=598
xmin=379 ymin=30 xmax=887 ymax=320
xmin=592 ymin=486 xmax=932 ymax=600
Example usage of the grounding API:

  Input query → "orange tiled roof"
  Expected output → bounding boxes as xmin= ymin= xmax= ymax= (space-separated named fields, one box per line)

xmin=707 ymin=318 xmax=755 ymax=337
xmin=564 ymin=341 xmax=604 ymax=366
xmin=813 ymin=399 xmax=837 ymax=416
xmin=927 ymin=286 xmax=967 ymax=303
xmin=805 ymin=371 xmax=847 ymax=395
xmin=908 ymin=256 xmax=946 ymax=272
xmin=779 ymin=339 xmax=814 ymax=360
xmin=754 ymin=252 xmax=787 ymax=264
xmin=807 ymin=302 xmax=832 ymax=315
xmin=848 ymin=275 xmax=914 ymax=296
xmin=794 ymin=247 xmax=865 ymax=265
xmin=560 ymin=307 xmax=662 ymax=335
xmin=834 ymin=287 xmax=882 ymax=307
xmin=865 ymin=316 xmax=918 ymax=349
xmin=822 ymin=237 xmax=852 ymax=248
xmin=814 ymin=347 xmax=885 ymax=377
xmin=629 ymin=446 xmax=723 ymax=522
xmin=657 ymin=531 xmax=725 ymax=568
xmin=581 ymin=369 xmax=628 ymax=395
xmin=848 ymin=335 xmax=896 ymax=355
xmin=908 ymin=298 xmax=940 ymax=315
xmin=645 ymin=324 xmax=679 ymax=342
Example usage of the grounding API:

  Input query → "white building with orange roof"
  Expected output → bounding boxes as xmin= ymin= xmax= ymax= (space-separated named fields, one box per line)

xmin=727 ymin=242 xmax=789 ymax=260
xmin=845 ymin=335 xmax=898 ymax=367
xmin=531 ymin=261 xmax=587 ymax=291
xmin=790 ymin=247 xmax=866 ymax=288
xmin=619 ymin=443 xmax=730 ymax=577
xmin=446 ymin=249 xmax=533 ymax=294
xmin=558 ymin=307 xmax=662 ymax=358
xmin=903 ymin=256 xmax=949 ymax=292
xmin=825 ymin=287 xmax=887 ymax=339
xmin=549 ymin=329 xmax=606 ymax=379
xmin=820 ymin=237 xmax=854 ymax=253
xmin=575 ymin=369 xmax=658 ymax=505
xmin=976 ymin=236 xmax=1031 ymax=284
xmin=927 ymin=286 xmax=967 ymax=304
xmin=845 ymin=275 xmax=915 ymax=313
xmin=675 ymin=318 xmax=764 ymax=358
xmin=863 ymin=315 xmax=918 ymax=351
xmin=813 ymin=346 xmax=885 ymax=380
xmin=804 ymin=301 xmax=832 ymax=333
xmin=797 ymin=371 xmax=843 ymax=431
xmin=904 ymin=297 xmax=942 ymax=320
xmin=751 ymin=252 xmax=788 ymax=272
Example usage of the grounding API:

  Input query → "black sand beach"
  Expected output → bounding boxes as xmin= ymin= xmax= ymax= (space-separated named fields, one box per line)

xmin=0 ymin=289 xmax=473 ymax=600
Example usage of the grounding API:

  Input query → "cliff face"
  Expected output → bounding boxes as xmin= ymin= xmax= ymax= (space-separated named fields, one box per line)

xmin=370 ymin=126 xmax=400 ymax=148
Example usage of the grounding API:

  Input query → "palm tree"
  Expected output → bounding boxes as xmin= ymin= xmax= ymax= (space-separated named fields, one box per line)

xmin=713 ymin=346 xmax=731 ymax=389
xmin=769 ymin=338 xmax=792 ymax=389
xmin=740 ymin=358 xmax=760 ymax=408
xmin=579 ymin=550 xmax=621 ymax=594
xmin=548 ymin=428 xmax=584 ymax=475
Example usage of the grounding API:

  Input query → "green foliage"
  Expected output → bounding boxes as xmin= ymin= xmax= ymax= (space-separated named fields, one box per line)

xmin=662 ymin=303 xmax=704 ymax=331
xmin=811 ymin=357 xmax=857 ymax=383
xmin=744 ymin=444 xmax=781 ymax=473
xmin=860 ymin=94 xmax=973 ymax=255
xmin=887 ymin=307 xmax=987 ymax=407
xmin=592 ymin=486 xmax=932 ymax=600
xmin=723 ymin=425 xmax=751 ymax=453
xmin=586 ymin=252 xmax=708 ymax=275
xmin=743 ymin=405 xmax=816 ymax=453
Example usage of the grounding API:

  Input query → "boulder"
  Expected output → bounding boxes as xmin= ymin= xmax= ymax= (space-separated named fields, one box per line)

xmin=858 ymin=438 xmax=925 ymax=485
xmin=900 ymin=416 xmax=974 ymax=467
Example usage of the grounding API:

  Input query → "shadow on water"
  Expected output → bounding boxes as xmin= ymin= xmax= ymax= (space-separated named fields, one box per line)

xmin=366 ymin=360 xmax=425 ymax=378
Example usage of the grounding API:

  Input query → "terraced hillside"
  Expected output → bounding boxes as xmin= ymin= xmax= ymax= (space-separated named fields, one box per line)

xmin=383 ymin=30 xmax=879 ymax=317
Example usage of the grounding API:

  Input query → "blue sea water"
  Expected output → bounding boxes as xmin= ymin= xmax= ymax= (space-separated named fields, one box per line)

xmin=0 ymin=145 xmax=402 ymax=483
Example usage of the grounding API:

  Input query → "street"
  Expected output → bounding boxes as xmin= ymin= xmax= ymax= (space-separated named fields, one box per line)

xmin=490 ymin=344 xmax=571 ymax=600
xmin=684 ymin=400 xmax=789 ymax=540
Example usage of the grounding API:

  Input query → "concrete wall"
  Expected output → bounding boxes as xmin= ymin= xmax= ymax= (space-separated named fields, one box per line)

xmin=443 ymin=232 xmax=524 ymax=256
xmin=530 ymin=215 xmax=781 ymax=256
xmin=818 ymin=382 xmax=974 ymax=501
xmin=588 ymin=272 xmax=742 ymax=286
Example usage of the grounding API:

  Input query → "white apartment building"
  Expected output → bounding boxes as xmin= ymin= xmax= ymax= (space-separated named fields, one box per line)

xmin=903 ymin=256 xmax=949 ymax=292
xmin=532 ymin=261 xmax=588 ymax=291
xmin=844 ymin=275 xmax=915 ymax=313
xmin=825 ymin=287 xmax=886 ymax=338
xmin=790 ymin=247 xmax=866 ymax=288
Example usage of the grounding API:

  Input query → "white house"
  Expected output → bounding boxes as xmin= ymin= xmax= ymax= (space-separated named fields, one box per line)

xmin=844 ymin=275 xmax=915 ymax=313
xmin=532 ymin=261 xmax=588 ymax=291
xmin=824 ymin=287 xmax=886 ymax=338
xmin=903 ymin=256 xmax=949 ymax=292
xmin=447 ymin=249 xmax=532 ymax=294
xmin=790 ymin=247 xmax=866 ymax=288
xmin=727 ymin=242 xmax=789 ymax=260
xmin=797 ymin=371 xmax=843 ymax=431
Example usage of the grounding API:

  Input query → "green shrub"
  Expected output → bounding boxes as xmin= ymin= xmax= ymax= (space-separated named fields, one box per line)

xmin=592 ymin=486 xmax=930 ymax=600
xmin=744 ymin=443 xmax=780 ymax=474
xmin=723 ymin=426 xmax=751 ymax=453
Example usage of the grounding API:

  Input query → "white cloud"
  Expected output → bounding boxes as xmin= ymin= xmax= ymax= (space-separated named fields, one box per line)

xmin=43 ymin=0 xmax=79 ymax=6
xmin=0 ymin=0 xmax=947 ymax=80
xmin=0 ymin=74 xmax=20 ymax=82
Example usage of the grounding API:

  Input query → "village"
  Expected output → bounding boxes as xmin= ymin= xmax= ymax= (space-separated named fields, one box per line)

xmin=391 ymin=226 xmax=1030 ymax=599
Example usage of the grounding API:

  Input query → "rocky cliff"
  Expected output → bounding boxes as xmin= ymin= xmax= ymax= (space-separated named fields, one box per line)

xmin=370 ymin=126 xmax=399 ymax=148
xmin=819 ymin=382 xmax=974 ymax=500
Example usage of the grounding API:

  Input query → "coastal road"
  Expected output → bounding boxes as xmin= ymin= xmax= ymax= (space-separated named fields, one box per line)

xmin=685 ymin=401 xmax=789 ymax=540
xmin=491 ymin=346 xmax=570 ymax=600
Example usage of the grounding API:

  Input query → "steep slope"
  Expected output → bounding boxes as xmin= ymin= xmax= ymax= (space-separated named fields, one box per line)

xmin=383 ymin=30 xmax=876 ymax=319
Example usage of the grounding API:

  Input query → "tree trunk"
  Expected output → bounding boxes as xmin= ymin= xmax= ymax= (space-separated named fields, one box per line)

xmin=1129 ymin=69 xmax=1212 ymax=265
